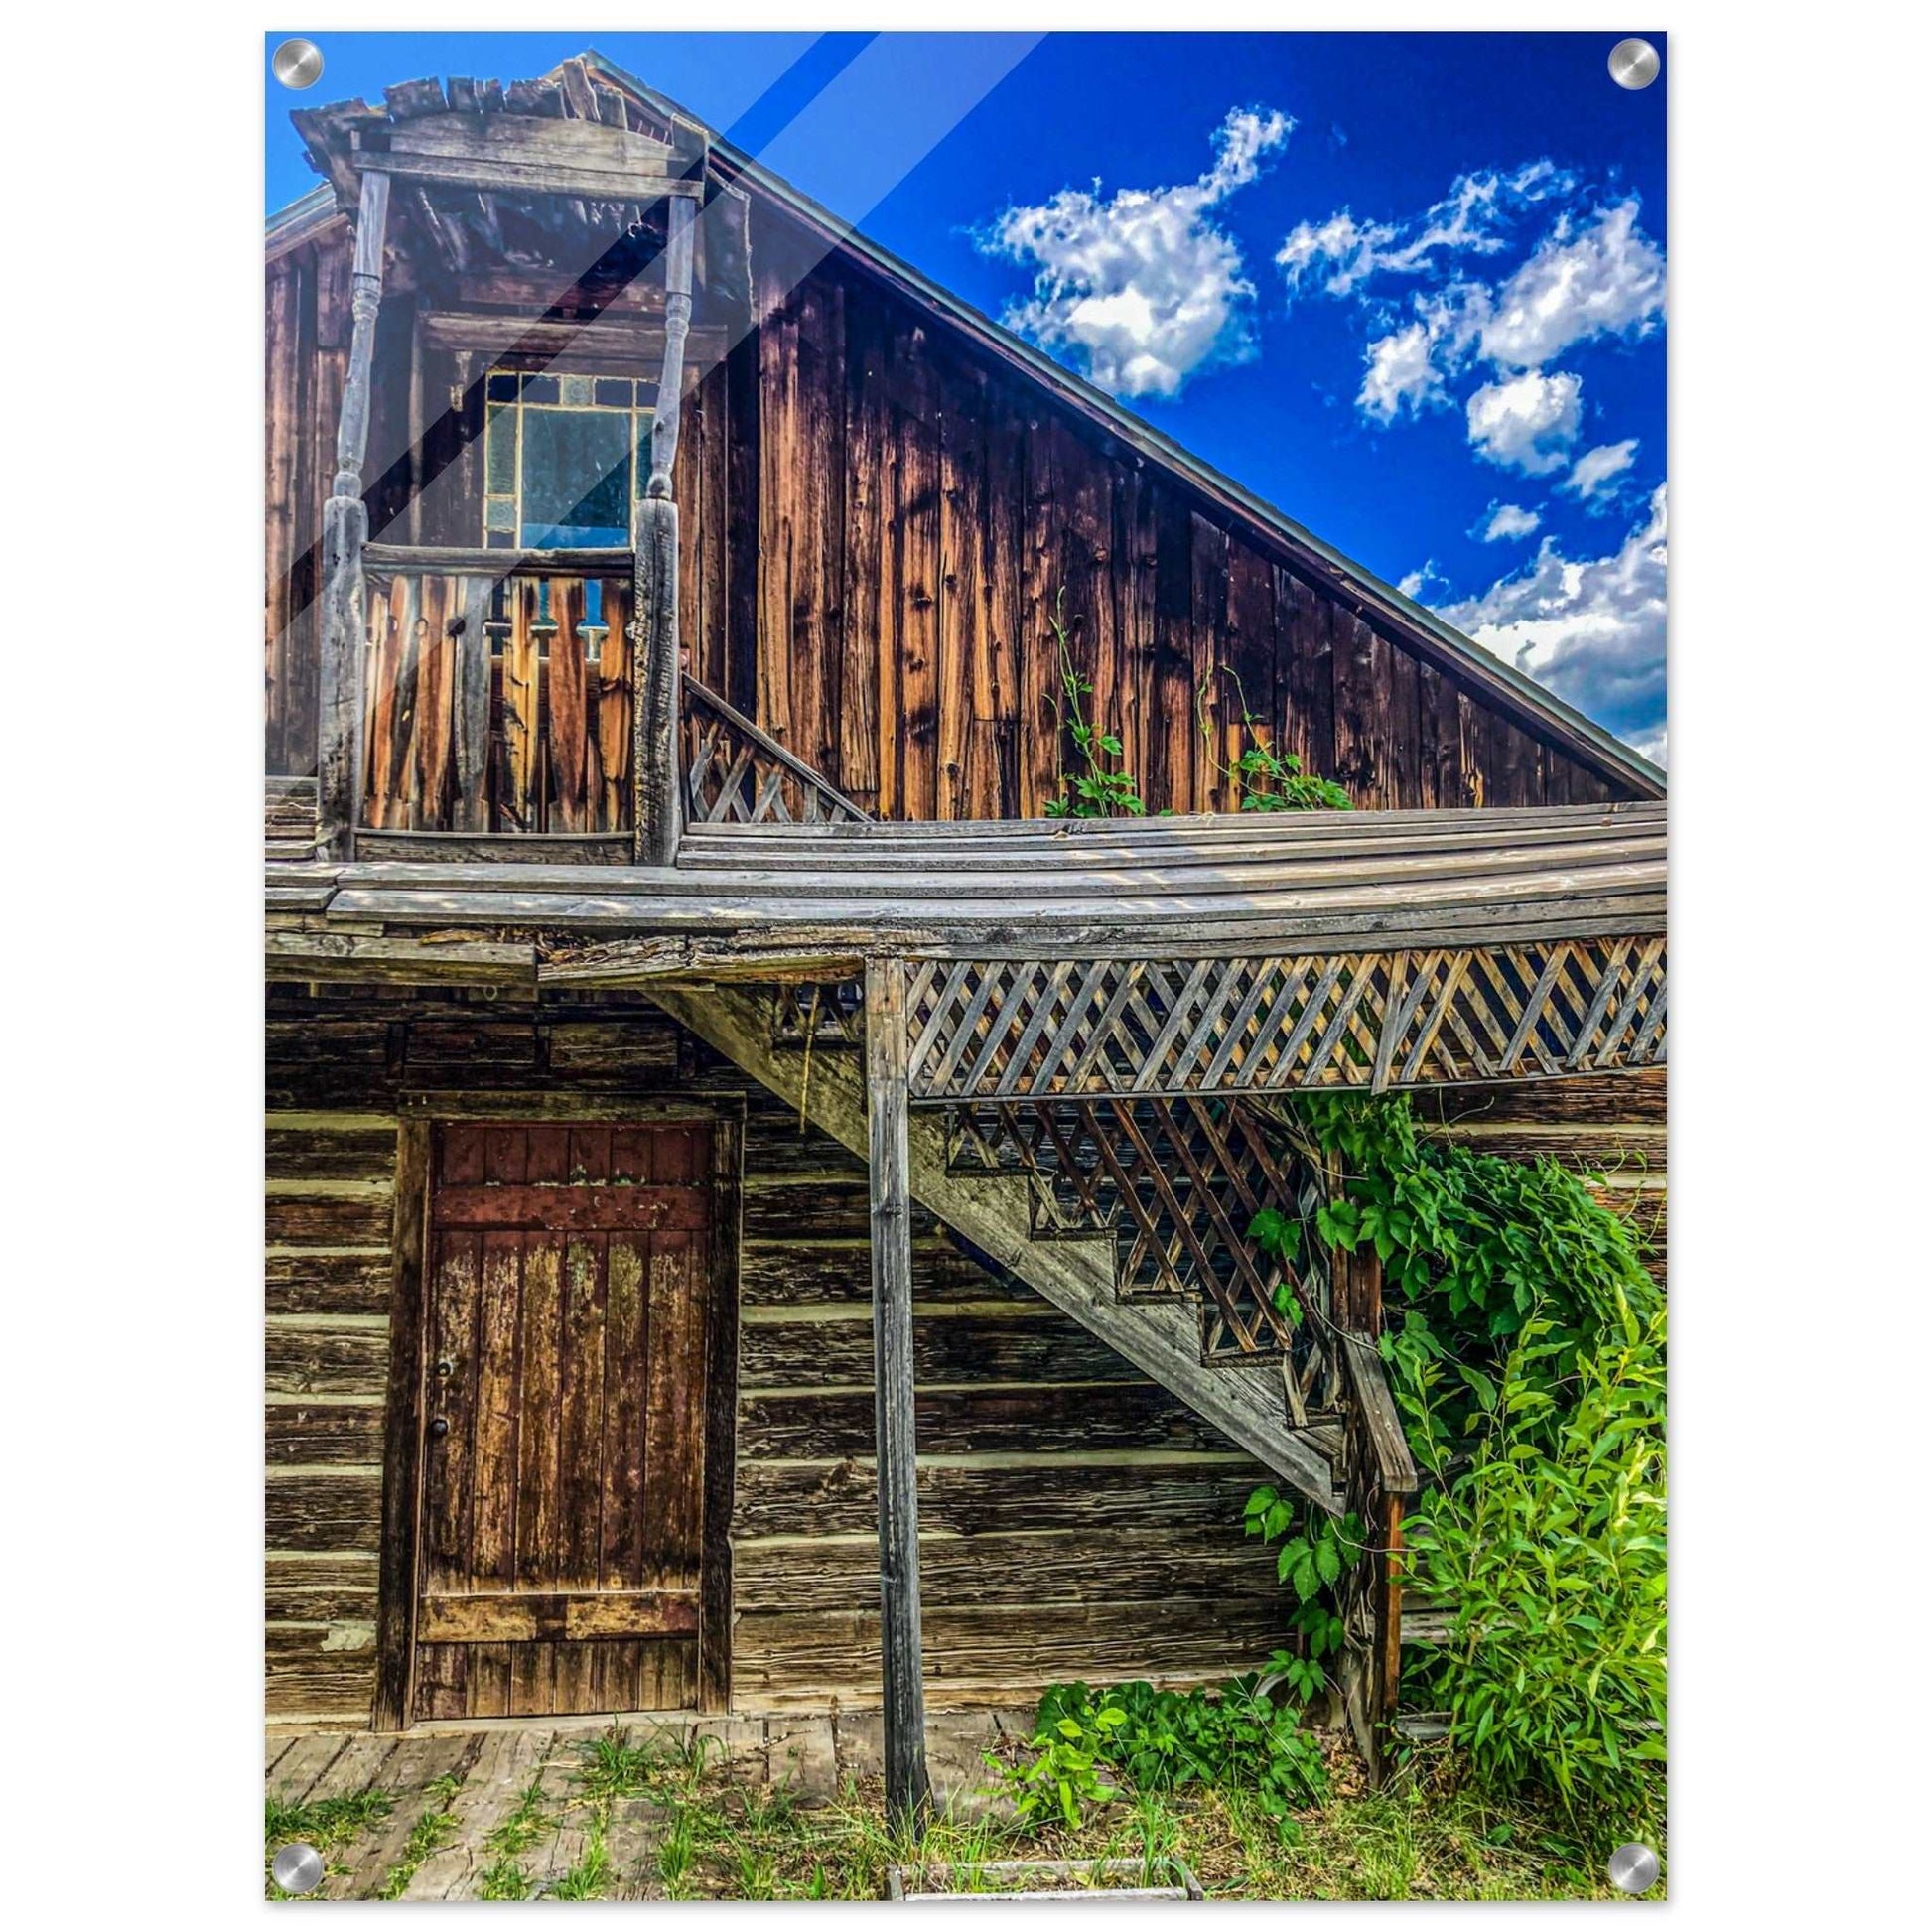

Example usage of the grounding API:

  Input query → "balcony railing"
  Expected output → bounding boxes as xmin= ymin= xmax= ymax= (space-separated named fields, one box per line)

xmin=357 ymin=544 xmax=634 ymax=855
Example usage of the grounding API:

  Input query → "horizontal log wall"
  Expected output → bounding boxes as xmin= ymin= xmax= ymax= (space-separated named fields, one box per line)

xmin=265 ymin=985 xmax=1292 ymax=1725
xmin=265 ymin=1104 xmax=396 ymax=1722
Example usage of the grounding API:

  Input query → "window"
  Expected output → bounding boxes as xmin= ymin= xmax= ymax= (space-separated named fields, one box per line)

xmin=483 ymin=370 xmax=656 ymax=549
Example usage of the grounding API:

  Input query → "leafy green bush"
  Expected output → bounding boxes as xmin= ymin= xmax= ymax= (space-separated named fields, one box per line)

xmin=990 ymin=1697 xmax=1125 ymax=1830
xmin=1290 ymin=1092 xmax=1659 ymax=1470
xmin=1010 ymin=1676 xmax=1330 ymax=1842
xmin=1404 ymin=1297 xmax=1667 ymax=1832
xmin=1266 ymin=1092 xmax=1666 ymax=1829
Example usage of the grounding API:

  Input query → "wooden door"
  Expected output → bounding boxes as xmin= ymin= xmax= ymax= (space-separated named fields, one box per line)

xmin=411 ymin=1121 xmax=719 ymax=1720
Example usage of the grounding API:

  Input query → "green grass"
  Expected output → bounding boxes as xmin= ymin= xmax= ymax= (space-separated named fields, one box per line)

xmin=263 ymin=1786 xmax=394 ymax=1899
xmin=372 ymin=1771 xmax=469 ymax=1900
xmin=272 ymin=1727 xmax=1660 ymax=1901
xmin=600 ymin=1745 xmax=1660 ymax=1901
xmin=483 ymin=1774 xmax=553 ymax=1858
xmin=477 ymin=1856 xmax=533 ymax=1901
xmin=550 ymin=1819 xmax=614 ymax=1900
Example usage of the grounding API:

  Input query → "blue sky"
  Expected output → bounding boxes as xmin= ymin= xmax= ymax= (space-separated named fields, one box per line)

xmin=267 ymin=31 xmax=1668 ymax=762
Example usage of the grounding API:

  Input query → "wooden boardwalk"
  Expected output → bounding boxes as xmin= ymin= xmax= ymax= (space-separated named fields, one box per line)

xmin=265 ymin=1709 xmax=1032 ymax=1900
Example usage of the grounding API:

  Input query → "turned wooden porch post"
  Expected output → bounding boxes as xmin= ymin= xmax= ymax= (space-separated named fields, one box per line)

xmin=633 ymin=192 xmax=697 ymax=866
xmin=865 ymin=954 xmax=933 ymax=1831
xmin=316 ymin=168 xmax=391 ymax=862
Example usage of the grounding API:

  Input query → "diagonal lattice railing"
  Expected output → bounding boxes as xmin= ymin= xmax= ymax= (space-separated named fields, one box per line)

xmin=683 ymin=677 xmax=871 ymax=827
xmin=904 ymin=940 xmax=1665 ymax=1102
xmin=942 ymin=1096 xmax=1340 ymax=1410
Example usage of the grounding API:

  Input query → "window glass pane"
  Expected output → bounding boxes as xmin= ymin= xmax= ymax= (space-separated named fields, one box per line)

xmin=593 ymin=377 xmax=632 ymax=410
xmin=484 ymin=406 xmax=516 ymax=494
xmin=485 ymin=495 xmax=517 ymax=532
xmin=486 ymin=370 xmax=519 ymax=403
xmin=559 ymin=374 xmax=594 ymax=407
xmin=518 ymin=408 xmax=632 ymax=548
xmin=520 ymin=374 xmax=560 ymax=406
xmin=634 ymin=413 xmax=657 ymax=495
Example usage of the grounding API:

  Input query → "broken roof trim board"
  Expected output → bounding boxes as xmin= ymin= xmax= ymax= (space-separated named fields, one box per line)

xmin=264 ymin=47 xmax=1663 ymax=800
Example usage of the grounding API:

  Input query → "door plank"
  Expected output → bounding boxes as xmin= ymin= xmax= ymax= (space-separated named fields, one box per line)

xmin=411 ymin=1119 xmax=724 ymax=1724
xmin=420 ymin=1588 xmax=699 ymax=1643
xmin=595 ymin=1233 xmax=650 ymax=1711
xmin=554 ymin=1234 xmax=610 ymax=1712
xmin=432 ymin=1183 xmax=711 ymax=1230
xmin=509 ymin=1237 xmax=563 ymax=1716
xmin=467 ymin=1230 xmax=523 ymax=1716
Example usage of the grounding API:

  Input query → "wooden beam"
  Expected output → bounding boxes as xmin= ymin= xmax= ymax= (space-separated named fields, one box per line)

xmin=648 ymin=197 xmax=697 ymax=499
xmin=380 ymin=108 xmax=681 ymax=172
xmin=354 ymin=148 xmax=704 ymax=202
xmin=418 ymin=312 xmax=727 ymax=368
xmin=317 ymin=168 xmax=390 ymax=862
xmin=866 ymin=955 xmax=933 ymax=1832
xmin=364 ymin=542 xmax=632 ymax=576
xmin=633 ymin=495 xmax=681 ymax=868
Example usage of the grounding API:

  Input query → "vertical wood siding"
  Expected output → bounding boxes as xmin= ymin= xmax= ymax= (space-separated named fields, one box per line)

xmin=736 ymin=220 xmax=1636 ymax=819
xmin=267 ymin=201 xmax=1645 ymax=811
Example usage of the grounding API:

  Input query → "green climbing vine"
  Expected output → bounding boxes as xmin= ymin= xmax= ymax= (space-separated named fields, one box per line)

xmin=1042 ymin=598 xmax=1350 ymax=819
xmin=1042 ymin=591 xmax=1146 ymax=818
xmin=1199 ymin=668 xmax=1354 ymax=812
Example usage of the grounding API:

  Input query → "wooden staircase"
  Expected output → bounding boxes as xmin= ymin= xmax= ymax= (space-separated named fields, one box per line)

xmin=659 ymin=728 xmax=1420 ymax=1770
xmin=646 ymin=979 xmax=1345 ymax=1513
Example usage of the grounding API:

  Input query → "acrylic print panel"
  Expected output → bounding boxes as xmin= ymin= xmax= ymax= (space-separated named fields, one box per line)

xmin=264 ymin=30 xmax=1665 ymax=1901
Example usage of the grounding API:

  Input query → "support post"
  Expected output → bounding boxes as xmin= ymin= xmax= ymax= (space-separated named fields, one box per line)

xmin=1328 ymin=1163 xmax=1408 ymax=1781
xmin=317 ymin=168 xmax=390 ymax=862
xmin=865 ymin=954 xmax=932 ymax=1832
xmin=633 ymin=194 xmax=697 ymax=866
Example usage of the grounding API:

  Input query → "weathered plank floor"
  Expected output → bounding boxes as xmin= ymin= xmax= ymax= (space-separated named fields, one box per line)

xmin=265 ymin=1708 xmax=1035 ymax=1901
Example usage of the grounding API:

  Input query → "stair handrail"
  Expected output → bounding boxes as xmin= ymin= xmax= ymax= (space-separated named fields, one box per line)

xmin=682 ymin=676 xmax=873 ymax=827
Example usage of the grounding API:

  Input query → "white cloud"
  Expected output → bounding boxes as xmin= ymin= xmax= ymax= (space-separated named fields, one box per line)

xmin=1279 ymin=177 xmax=1664 ymax=489
xmin=1477 ymin=201 xmax=1666 ymax=370
xmin=984 ymin=107 xmax=1292 ymax=398
xmin=1563 ymin=438 xmax=1640 ymax=505
xmin=1357 ymin=281 xmax=1490 ymax=423
xmin=1277 ymin=161 xmax=1576 ymax=298
xmin=1359 ymin=322 xmax=1442 ymax=422
xmin=1466 ymin=369 xmax=1584 ymax=475
xmin=1477 ymin=501 xmax=1542 ymax=542
xmin=1397 ymin=560 xmax=1453 ymax=603
xmin=1436 ymin=483 xmax=1667 ymax=750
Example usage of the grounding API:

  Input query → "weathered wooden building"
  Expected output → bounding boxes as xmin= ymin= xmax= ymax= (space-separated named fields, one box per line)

xmin=265 ymin=53 xmax=1665 ymax=1809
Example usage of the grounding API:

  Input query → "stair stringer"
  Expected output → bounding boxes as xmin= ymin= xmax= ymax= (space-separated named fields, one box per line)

xmin=647 ymin=979 xmax=1342 ymax=1514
